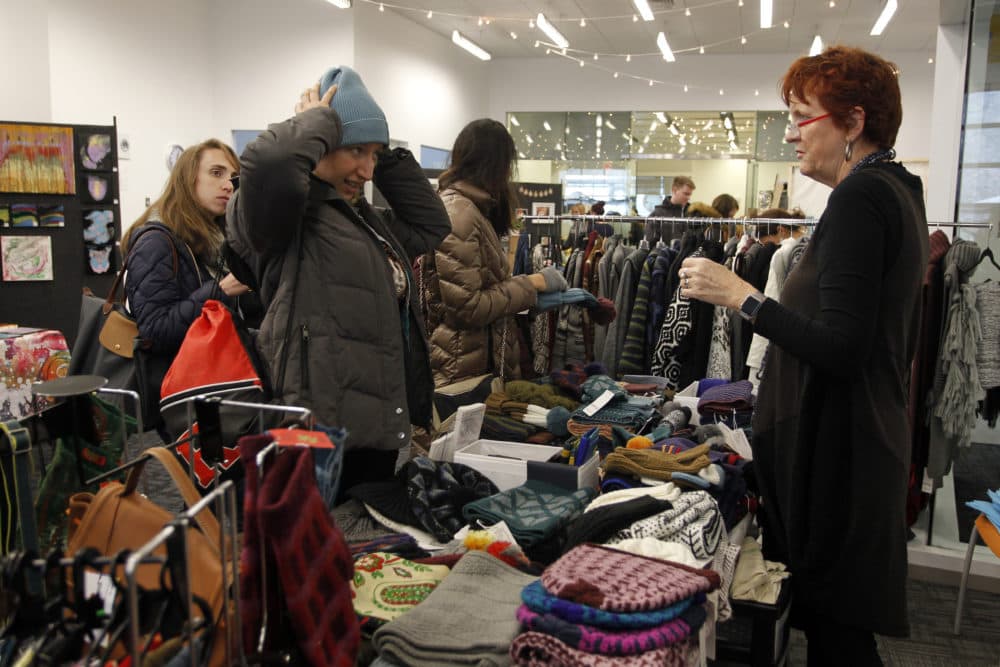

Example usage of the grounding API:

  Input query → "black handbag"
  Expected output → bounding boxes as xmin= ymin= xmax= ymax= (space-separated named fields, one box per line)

xmin=70 ymin=226 xmax=180 ymax=430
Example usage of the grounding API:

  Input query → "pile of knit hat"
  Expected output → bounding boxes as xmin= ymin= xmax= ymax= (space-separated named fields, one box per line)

xmin=509 ymin=543 xmax=718 ymax=666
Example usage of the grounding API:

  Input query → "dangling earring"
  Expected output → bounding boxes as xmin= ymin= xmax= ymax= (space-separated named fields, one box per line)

xmin=844 ymin=140 xmax=854 ymax=162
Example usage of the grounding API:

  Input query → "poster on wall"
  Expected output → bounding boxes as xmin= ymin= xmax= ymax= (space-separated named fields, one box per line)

xmin=0 ymin=124 xmax=76 ymax=194
xmin=78 ymin=133 xmax=114 ymax=171
xmin=2 ymin=235 xmax=54 ymax=281
xmin=532 ymin=202 xmax=555 ymax=219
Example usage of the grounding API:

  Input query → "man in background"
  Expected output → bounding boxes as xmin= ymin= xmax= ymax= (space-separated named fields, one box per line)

xmin=652 ymin=176 xmax=695 ymax=218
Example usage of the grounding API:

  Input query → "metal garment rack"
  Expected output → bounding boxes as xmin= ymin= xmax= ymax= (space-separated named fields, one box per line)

xmin=125 ymin=480 xmax=240 ymax=667
xmin=519 ymin=214 xmax=820 ymax=227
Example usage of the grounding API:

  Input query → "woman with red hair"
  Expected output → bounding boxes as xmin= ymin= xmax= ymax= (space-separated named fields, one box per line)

xmin=679 ymin=46 xmax=927 ymax=664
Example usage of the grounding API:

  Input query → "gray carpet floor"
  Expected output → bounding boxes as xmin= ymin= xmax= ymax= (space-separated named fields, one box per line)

xmin=714 ymin=578 xmax=999 ymax=666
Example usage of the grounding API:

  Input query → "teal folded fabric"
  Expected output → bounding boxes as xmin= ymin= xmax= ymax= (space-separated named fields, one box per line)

xmin=463 ymin=480 xmax=596 ymax=547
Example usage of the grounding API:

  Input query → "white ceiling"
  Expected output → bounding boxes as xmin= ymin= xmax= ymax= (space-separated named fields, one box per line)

xmin=364 ymin=0 xmax=944 ymax=61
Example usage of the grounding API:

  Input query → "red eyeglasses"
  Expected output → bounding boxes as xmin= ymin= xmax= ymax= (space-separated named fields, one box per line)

xmin=786 ymin=112 xmax=832 ymax=135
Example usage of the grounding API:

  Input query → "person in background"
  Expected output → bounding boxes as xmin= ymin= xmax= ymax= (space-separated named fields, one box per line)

xmin=712 ymin=193 xmax=740 ymax=218
xmin=678 ymin=46 xmax=927 ymax=665
xmin=227 ymin=66 xmax=451 ymax=495
xmin=652 ymin=175 xmax=695 ymax=218
xmin=422 ymin=118 xmax=568 ymax=386
xmin=589 ymin=200 xmax=606 ymax=215
xmin=122 ymin=139 xmax=251 ymax=430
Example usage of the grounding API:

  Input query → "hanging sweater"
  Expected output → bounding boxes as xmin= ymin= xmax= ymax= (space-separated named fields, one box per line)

xmin=602 ymin=246 xmax=650 ymax=377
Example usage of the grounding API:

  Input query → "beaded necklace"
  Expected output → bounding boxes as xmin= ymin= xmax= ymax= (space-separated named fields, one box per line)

xmin=850 ymin=148 xmax=896 ymax=176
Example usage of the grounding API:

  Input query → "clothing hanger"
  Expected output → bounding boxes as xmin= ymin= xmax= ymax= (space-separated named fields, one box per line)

xmin=978 ymin=247 xmax=1000 ymax=272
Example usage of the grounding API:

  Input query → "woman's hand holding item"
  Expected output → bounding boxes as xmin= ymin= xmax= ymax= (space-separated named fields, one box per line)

xmin=679 ymin=257 xmax=755 ymax=310
xmin=535 ymin=266 xmax=569 ymax=293
xmin=535 ymin=287 xmax=598 ymax=312
xmin=218 ymin=272 xmax=251 ymax=297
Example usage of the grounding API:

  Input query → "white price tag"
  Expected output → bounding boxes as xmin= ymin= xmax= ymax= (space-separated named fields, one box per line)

xmin=582 ymin=389 xmax=616 ymax=417
xmin=84 ymin=570 xmax=117 ymax=616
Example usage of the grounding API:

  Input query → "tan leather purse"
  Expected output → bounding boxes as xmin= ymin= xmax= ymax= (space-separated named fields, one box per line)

xmin=66 ymin=447 xmax=231 ymax=665
xmin=97 ymin=306 xmax=138 ymax=358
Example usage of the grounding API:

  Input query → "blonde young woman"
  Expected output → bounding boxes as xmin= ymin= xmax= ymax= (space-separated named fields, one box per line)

xmin=122 ymin=139 xmax=250 ymax=425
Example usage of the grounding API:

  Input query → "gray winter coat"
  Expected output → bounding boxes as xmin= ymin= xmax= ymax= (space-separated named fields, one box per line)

xmin=226 ymin=107 xmax=450 ymax=452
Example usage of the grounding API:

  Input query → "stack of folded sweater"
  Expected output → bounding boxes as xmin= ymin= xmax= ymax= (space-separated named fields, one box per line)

xmin=509 ymin=543 xmax=718 ymax=666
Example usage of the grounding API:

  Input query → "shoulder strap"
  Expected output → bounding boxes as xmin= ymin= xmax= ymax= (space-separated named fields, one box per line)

xmin=123 ymin=446 xmax=221 ymax=549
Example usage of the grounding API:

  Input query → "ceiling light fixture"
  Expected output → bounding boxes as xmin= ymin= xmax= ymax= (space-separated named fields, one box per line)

xmin=452 ymin=30 xmax=491 ymax=60
xmin=656 ymin=32 xmax=676 ymax=62
xmin=626 ymin=54 xmax=632 ymax=62
xmin=536 ymin=13 xmax=569 ymax=48
xmin=633 ymin=14 xmax=639 ymax=22
xmin=510 ymin=31 xmax=517 ymax=39
xmin=683 ymin=84 xmax=689 ymax=92
xmin=596 ymin=114 xmax=603 ymax=127
xmin=509 ymin=115 xmax=520 ymax=127
xmin=594 ymin=53 xmax=599 ymax=60
xmin=669 ymin=124 xmax=680 ymax=136
xmin=699 ymin=46 xmax=705 ymax=54
xmin=655 ymin=112 xmax=668 ymax=124
xmin=783 ymin=20 xmax=790 ymax=28
xmin=613 ymin=71 xmax=620 ymax=78
xmin=685 ymin=8 xmax=692 ymax=17
xmin=632 ymin=0 xmax=655 ymax=21
xmin=426 ymin=10 xmax=432 ymax=18
xmin=379 ymin=3 xmax=384 ymax=11
xmin=543 ymin=121 xmax=552 ymax=131
xmin=325 ymin=0 xmax=350 ymax=7
xmin=529 ymin=18 xmax=535 ymax=28
xmin=649 ymin=79 xmax=654 ymax=86
xmin=809 ymin=34 xmax=824 ymax=55
xmin=870 ymin=0 xmax=898 ymax=36
xmin=606 ymin=120 xmax=616 ymax=129
xmin=760 ymin=0 xmax=772 ymax=29
xmin=525 ymin=134 xmax=534 ymax=144
xmin=580 ymin=18 xmax=586 ymax=27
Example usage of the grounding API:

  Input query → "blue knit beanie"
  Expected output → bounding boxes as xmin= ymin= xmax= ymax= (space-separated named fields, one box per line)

xmin=318 ymin=66 xmax=389 ymax=147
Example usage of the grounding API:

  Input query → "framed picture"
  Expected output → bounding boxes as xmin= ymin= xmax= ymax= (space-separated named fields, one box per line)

xmin=532 ymin=202 xmax=555 ymax=218
xmin=0 ymin=124 xmax=76 ymax=194
xmin=515 ymin=207 xmax=528 ymax=219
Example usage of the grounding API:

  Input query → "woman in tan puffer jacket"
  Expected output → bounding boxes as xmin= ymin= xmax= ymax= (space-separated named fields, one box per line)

xmin=422 ymin=119 xmax=567 ymax=386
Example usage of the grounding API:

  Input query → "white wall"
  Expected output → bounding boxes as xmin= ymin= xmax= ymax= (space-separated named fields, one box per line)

xmin=353 ymin=1 xmax=489 ymax=154
xmin=206 ymin=0 xmax=355 ymax=149
xmin=0 ymin=0 xmax=52 ymax=121
xmin=46 ymin=0 xmax=216 ymax=228
xmin=487 ymin=51 xmax=936 ymax=164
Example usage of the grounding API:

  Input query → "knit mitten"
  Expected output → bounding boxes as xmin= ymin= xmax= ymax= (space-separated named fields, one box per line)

xmin=540 ymin=266 xmax=569 ymax=292
xmin=258 ymin=444 xmax=360 ymax=667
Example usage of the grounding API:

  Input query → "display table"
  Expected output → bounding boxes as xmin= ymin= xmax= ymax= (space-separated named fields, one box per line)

xmin=0 ymin=328 xmax=70 ymax=420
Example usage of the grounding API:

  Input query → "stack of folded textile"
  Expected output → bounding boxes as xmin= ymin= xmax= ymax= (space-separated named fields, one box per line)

xmin=509 ymin=544 xmax=718 ymax=666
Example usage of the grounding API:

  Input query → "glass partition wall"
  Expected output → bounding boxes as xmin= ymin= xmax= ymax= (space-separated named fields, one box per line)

xmin=507 ymin=110 xmax=801 ymax=217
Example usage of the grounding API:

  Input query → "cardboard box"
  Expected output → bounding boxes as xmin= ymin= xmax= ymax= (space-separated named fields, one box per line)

xmin=454 ymin=439 xmax=600 ymax=492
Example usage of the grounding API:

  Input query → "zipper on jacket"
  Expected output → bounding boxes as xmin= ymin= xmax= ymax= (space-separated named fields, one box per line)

xmin=300 ymin=323 xmax=311 ymax=393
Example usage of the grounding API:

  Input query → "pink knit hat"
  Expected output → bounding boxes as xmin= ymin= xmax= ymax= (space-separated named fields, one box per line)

xmin=540 ymin=543 xmax=719 ymax=612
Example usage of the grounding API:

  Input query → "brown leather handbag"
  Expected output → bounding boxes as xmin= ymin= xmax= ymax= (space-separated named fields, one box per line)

xmin=66 ymin=446 xmax=232 ymax=665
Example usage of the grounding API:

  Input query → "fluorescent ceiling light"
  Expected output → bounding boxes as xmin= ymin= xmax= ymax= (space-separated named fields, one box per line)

xmin=656 ymin=32 xmax=676 ymax=62
xmin=809 ymin=34 xmax=824 ymax=56
xmin=870 ymin=0 xmax=898 ymax=36
xmin=452 ymin=30 xmax=491 ymax=60
xmin=632 ymin=0 xmax=655 ymax=21
xmin=325 ymin=0 xmax=351 ymax=7
xmin=655 ymin=112 xmax=669 ymax=124
xmin=669 ymin=124 xmax=680 ymax=136
xmin=543 ymin=121 xmax=552 ymax=131
xmin=536 ymin=13 xmax=569 ymax=48
xmin=605 ymin=120 xmax=616 ymax=130
xmin=509 ymin=115 xmax=519 ymax=126
xmin=760 ymin=0 xmax=772 ymax=29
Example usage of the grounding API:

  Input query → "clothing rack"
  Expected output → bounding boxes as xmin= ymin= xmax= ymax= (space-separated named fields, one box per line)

xmin=519 ymin=214 xmax=820 ymax=227
xmin=124 ymin=479 xmax=241 ymax=667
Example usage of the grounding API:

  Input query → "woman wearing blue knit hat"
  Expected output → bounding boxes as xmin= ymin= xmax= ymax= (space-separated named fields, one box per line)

xmin=227 ymin=66 xmax=450 ymax=498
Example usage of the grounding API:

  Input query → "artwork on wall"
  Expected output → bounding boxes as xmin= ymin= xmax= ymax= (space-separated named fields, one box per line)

xmin=83 ymin=174 xmax=111 ymax=203
xmin=10 ymin=204 xmax=38 ymax=227
xmin=79 ymin=133 xmax=113 ymax=170
xmin=0 ymin=124 xmax=76 ymax=195
xmin=531 ymin=202 xmax=555 ymax=219
xmin=0 ymin=205 xmax=9 ymax=227
xmin=38 ymin=204 xmax=65 ymax=228
xmin=2 ymin=235 xmax=53 ymax=281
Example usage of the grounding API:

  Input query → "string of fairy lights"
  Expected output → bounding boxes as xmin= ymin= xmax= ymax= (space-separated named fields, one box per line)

xmin=331 ymin=0 xmax=922 ymax=95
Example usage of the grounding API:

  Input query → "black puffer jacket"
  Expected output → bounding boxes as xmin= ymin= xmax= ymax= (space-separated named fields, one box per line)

xmin=226 ymin=107 xmax=450 ymax=452
xmin=123 ymin=222 xmax=223 ymax=355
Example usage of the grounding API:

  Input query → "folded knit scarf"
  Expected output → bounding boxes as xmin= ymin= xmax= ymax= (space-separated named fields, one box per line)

xmin=602 ymin=444 xmax=712 ymax=481
xmin=605 ymin=490 xmax=723 ymax=560
xmin=520 ymin=580 xmax=700 ymax=630
xmin=515 ymin=602 xmax=706 ymax=655
xmin=510 ymin=631 xmax=694 ymax=667
xmin=463 ymin=480 xmax=596 ymax=547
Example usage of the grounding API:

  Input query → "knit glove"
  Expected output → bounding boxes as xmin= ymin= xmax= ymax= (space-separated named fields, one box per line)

xmin=535 ymin=288 xmax=598 ymax=312
xmin=539 ymin=266 xmax=569 ymax=293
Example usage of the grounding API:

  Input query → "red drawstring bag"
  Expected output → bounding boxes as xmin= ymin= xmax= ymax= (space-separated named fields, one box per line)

xmin=159 ymin=299 xmax=271 ymax=489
